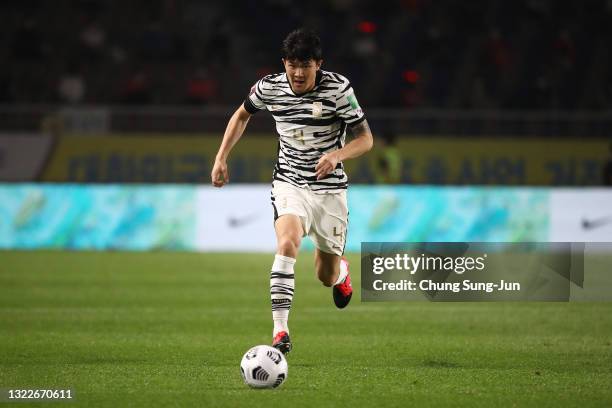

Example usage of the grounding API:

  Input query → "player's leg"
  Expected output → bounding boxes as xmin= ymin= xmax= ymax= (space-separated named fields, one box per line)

xmin=270 ymin=214 xmax=302 ymax=355
xmin=314 ymin=249 xmax=341 ymax=287
xmin=275 ymin=214 xmax=303 ymax=258
xmin=314 ymin=248 xmax=352 ymax=308
xmin=308 ymin=191 xmax=352 ymax=308
xmin=270 ymin=181 xmax=310 ymax=354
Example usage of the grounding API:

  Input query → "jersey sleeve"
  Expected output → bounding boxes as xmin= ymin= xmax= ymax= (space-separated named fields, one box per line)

xmin=336 ymin=77 xmax=366 ymax=126
xmin=243 ymin=78 xmax=267 ymax=114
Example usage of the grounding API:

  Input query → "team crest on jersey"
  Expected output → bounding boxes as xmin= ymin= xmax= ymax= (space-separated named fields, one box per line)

xmin=312 ymin=101 xmax=323 ymax=118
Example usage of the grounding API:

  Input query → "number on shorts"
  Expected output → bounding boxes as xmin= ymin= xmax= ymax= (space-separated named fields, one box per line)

xmin=333 ymin=226 xmax=345 ymax=242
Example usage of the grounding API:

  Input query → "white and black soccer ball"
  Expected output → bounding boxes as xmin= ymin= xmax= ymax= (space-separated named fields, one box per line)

xmin=240 ymin=345 xmax=288 ymax=389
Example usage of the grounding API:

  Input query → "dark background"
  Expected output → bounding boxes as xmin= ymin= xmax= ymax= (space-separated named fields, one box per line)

xmin=1 ymin=0 xmax=610 ymax=110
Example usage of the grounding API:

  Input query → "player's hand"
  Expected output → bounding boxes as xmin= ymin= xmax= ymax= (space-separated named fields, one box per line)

xmin=315 ymin=151 xmax=340 ymax=180
xmin=211 ymin=159 xmax=229 ymax=187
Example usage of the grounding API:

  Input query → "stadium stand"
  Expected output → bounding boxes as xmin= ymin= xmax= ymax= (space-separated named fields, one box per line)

xmin=0 ymin=0 xmax=610 ymax=110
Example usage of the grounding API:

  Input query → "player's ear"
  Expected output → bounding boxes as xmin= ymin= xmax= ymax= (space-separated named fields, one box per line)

xmin=316 ymin=59 xmax=323 ymax=70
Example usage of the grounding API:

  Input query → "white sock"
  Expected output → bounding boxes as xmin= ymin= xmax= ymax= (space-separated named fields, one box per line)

xmin=271 ymin=254 xmax=295 ymax=337
xmin=333 ymin=259 xmax=349 ymax=286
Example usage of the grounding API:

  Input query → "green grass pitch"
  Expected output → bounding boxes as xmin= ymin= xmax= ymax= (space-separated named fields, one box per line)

xmin=1 ymin=251 xmax=611 ymax=407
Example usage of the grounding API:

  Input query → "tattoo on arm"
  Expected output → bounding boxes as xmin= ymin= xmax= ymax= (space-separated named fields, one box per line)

xmin=350 ymin=119 xmax=371 ymax=137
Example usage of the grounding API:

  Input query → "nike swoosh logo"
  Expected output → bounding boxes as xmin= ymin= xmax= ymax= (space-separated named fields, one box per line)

xmin=581 ymin=216 xmax=612 ymax=230
xmin=228 ymin=214 xmax=259 ymax=228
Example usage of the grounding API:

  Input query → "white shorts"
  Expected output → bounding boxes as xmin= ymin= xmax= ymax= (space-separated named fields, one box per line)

xmin=271 ymin=181 xmax=348 ymax=256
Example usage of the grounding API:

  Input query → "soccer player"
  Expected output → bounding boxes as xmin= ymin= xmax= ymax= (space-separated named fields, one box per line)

xmin=211 ymin=29 xmax=373 ymax=355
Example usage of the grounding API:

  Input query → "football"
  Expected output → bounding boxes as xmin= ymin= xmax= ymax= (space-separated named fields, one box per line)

xmin=239 ymin=345 xmax=288 ymax=389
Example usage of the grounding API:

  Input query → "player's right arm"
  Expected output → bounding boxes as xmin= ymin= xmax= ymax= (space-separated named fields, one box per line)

xmin=211 ymin=103 xmax=252 ymax=187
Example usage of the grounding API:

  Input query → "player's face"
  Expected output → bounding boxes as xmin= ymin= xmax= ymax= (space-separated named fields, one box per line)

xmin=282 ymin=58 xmax=322 ymax=94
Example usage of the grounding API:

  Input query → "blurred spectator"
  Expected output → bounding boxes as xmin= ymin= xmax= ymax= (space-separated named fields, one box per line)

xmin=79 ymin=17 xmax=107 ymax=61
xmin=400 ymin=69 xmax=423 ymax=109
xmin=352 ymin=30 xmax=378 ymax=60
xmin=469 ymin=77 xmax=489 ymax=108
xmin=120 ymin=69 xmax=152 ymax=104
xmin=552 ymin=29 xmax=575 ymax=70
xmin=57 ymin=63 xmax=85 ymax=104
xmin=485 ymin=28 xmax=513 ymax=73
xmin=185 ymin=68 xmax=218 ymax=105
xmin=480 ymin=28 xmax=514 ymax=106
xmin=109 ymin=46 xmax=128 ymax=65
xmin=373 ymin=131 xmax=402 ymax=184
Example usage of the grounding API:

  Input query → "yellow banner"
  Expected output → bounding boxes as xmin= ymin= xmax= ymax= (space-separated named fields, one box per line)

xmin=41 ymin=134 xmax=609 ymax=185
xmin=42 ymin=133 xmax=278 ymax=183
xmin=365 ymin=138 xmax=609 ymax=185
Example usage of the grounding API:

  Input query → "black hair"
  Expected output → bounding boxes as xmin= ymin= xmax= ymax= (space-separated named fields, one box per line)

xmin=281 ymin=29 xmax=322 ymax=62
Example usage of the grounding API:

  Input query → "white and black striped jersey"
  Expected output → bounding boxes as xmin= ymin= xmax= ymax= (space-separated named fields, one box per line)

xmin=243 ymin=70 xmax=366 ymax=194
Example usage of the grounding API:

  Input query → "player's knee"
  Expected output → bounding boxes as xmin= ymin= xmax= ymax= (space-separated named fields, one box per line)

xmin=277 ymin=235 xmax=300 ymax=257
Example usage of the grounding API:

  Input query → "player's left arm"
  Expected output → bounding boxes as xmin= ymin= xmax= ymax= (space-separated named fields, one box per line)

xmin=315 ymin=119 xmax=373 ymax=180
